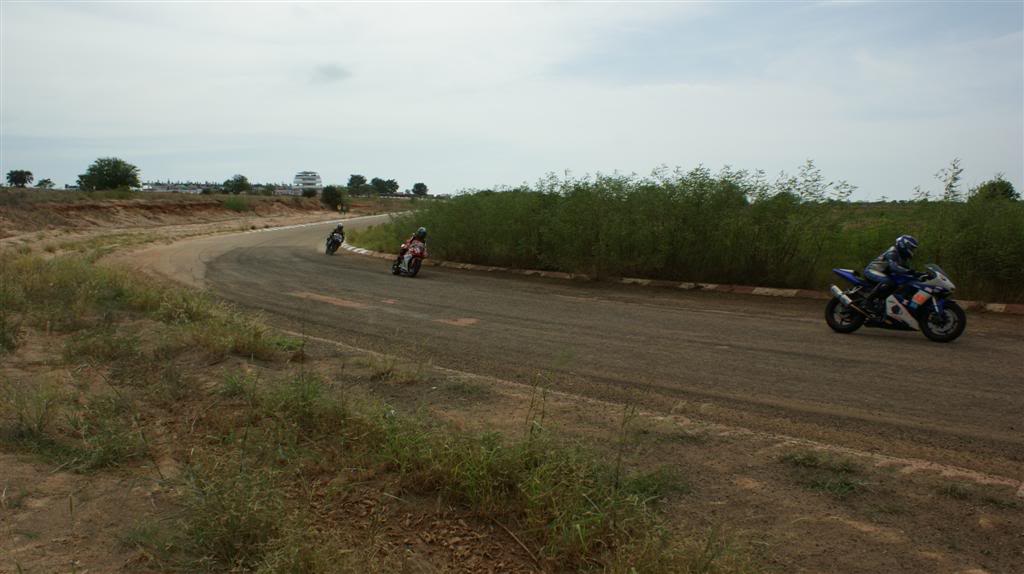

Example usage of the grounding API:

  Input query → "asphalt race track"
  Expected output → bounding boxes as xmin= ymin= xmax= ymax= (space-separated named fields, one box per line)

xmin=137 ymin=216 xmax=1024 ymax=482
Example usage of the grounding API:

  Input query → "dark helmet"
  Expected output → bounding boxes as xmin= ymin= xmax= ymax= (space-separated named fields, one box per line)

xmin=895 ymin=234 xmax=918 ymax=259
xmin=415 ymin=227 xmax=427 ymax=240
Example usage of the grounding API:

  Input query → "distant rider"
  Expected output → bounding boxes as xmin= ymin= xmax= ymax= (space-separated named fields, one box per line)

xmin=397 ymin=227 xmax=427 ymax=271
xmin=329 ymin=223 xmax=345 ymax=243
xmin=862 ymin=234 xmax=918 ymax=314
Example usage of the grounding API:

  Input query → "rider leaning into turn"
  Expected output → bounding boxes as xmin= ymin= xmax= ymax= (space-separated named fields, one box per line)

xmin=863 ymin=234 xmax=918 ymax=313
xmin=331 ymin=223 xmax=345 ymax=241
xmin=398 ymin=227 xmax=427 ymax=270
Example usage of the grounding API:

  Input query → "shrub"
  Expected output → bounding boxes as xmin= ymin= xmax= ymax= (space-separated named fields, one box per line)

xmin=222 ymin=196 xmax=251 ymax=212
xmin=320 ymin=185 xmax=348 ymax=211
xmin=348 ymin=167 xmax=1024 ymax=302
xmin=179 ymin=461 xmax=283 ymax=570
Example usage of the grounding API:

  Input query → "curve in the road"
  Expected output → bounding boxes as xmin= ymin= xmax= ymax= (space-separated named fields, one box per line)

xmin=134 ymin=218 xmax=1024 ymax=480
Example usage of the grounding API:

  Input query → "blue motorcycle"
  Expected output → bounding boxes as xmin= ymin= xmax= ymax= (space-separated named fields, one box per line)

xmin=826 ymin=264 xmax=966 ymax=343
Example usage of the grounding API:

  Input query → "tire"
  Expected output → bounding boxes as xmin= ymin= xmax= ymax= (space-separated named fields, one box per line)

xmin=407 ymin=258 xmax=421 ymax=278
xmin=920 ymin=300 xmax=966 ymax=343
xmin=825 ymin=297 xmax=865 ymax=333
xmin=391 ymin=260 xmax=401 ymax=275
xmin=326 ymin=243 xmax=337 ymax=255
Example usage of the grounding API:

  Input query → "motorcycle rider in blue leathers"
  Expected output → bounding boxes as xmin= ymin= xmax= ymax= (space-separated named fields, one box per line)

xmin=863 ymin=235 xmax=919 ymax=316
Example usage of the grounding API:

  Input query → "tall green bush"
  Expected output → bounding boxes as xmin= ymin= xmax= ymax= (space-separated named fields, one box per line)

xmin=350 ymin=166 xmax=1024 ymax=302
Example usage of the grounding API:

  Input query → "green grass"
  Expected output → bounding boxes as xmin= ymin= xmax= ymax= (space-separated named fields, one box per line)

xmin=348 ymin=165 xmax=1024 ymax=302
xmin=780 ymin=450 xmax=867 ymax=499
xmin=130 ymin=371 xmax=696 ymax=571
xmin=938 ymin=482 xmax=973 ymax=500
xmin=65 ymin=393 xmax=147 ymax=471
xmin=0 ymin=381 xmax=61 ymax=443
xmin=222 ymin=195 xmax=252 ymax=212
xmin=1 ymin=251 xmax=285 ymax=361
xmin=63 ymin=326 xmax=140 ymax=363
xmin=937 ymin=482 xmax=1022 ymax=509
xmin=178 ymin=461 xmax=284 ymax=571
xmin=0 ymin=381 xmax=146 ymax=472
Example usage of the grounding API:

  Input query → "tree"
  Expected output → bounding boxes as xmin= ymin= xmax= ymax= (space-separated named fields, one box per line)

xmin=6 ymin=170 xmax=33 ymax=188
xmin=35 ymin=178 xmax=55 ymax=189
xmin=936 ymin=158 xmax=964 ymax=202
xmin=347 ymin=174 xmax=367 ymax=194
xmin=370 ymin=177 xmax=399 ymax=195
xmin=970 ymin=175 xmax=1019 ymax=201
xmin=321 ymin=185 xmax=349 ymax=211
xmin=222 ymin=174 xmax=251 ymax=195
xmin=412 ymin=182 xmax=429 ymax=196
xmin=77 ymin=157 xmax=140 ymax=191
xmin=301 ymin=188 xmax=318 ymax=198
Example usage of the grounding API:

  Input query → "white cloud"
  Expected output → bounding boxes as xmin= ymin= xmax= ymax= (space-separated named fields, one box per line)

xmin=1 ymin=2 xmax=1019 ymax=197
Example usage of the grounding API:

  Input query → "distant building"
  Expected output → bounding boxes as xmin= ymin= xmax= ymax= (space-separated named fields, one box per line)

xmin=293 ymin=171 xmax=322 ymax=192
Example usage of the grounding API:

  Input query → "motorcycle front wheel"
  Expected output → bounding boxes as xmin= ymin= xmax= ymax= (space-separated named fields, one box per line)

xmin=920 ymin=301 xmax=966 ymax=343
xmin=825 ymin=297 xmax=865 ymax=333
xmin=407 ymin=258 xmax=422 ymax=278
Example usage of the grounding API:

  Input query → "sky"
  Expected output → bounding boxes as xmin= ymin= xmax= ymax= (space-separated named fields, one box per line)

xmin=1 ymin=1 xmax=1021 ymax=199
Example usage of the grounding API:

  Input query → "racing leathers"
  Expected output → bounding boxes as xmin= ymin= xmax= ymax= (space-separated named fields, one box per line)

xmin=397 ymin=236 xmax=425 ymax=271
xmin=863 ymin=246 xmax=914 ymax=314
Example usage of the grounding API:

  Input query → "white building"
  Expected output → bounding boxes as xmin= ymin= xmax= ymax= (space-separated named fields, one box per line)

xmin=293 ymin=171 xmax=323 ymax=191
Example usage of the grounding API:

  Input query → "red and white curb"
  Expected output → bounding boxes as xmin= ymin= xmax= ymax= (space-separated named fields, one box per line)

xmin=339 ymin=242 xmax=1024 ymax=315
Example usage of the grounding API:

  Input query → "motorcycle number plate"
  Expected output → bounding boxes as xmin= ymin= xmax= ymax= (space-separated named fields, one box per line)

xmin=912 ymin=291 xmax=930 ymax=305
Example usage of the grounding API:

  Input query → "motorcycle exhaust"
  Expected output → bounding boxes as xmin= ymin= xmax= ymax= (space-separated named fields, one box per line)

xmin=830 ymin=285 xmax=853 ymax=307
xmin=831 ymin=285 xmax=870 ymax=316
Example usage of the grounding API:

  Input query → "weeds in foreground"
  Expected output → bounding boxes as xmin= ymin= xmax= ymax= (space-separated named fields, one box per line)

xmin=780 ymin=450 xmax=866 ymax=499
xmin=0 ymin=381 xmax=61 ymax=441
xmin=133 ymin=372 xmax=702 ymax=571
xmin=65 ymin=393 xmax=147 ymax=471
xmin=0 ymin=264 xmax=22 ymax=352
xmin=937 ymin=482 xmax=1022 ymax=509
xmin=179 ymin=461 xmax=284 ymax=571
xmin=361 ymin=353 xmax=429 ymax=384
xmin=0 ymin=382 xmax=146 ymax=472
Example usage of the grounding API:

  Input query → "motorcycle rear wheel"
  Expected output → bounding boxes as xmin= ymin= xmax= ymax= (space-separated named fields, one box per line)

xmin=920 ymin=301 xmax=966 ymax=343
xmin=825 ymin=297 xmax=865 ymax=333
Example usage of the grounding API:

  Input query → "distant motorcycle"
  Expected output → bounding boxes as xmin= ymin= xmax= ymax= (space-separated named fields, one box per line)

xmin=325 ymin=231 xmax=344 ymax=255
xmin=391 ymin=240 xmax=426 ymax=277
xmin=826 ymin=264 xmax=966 ymax=343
